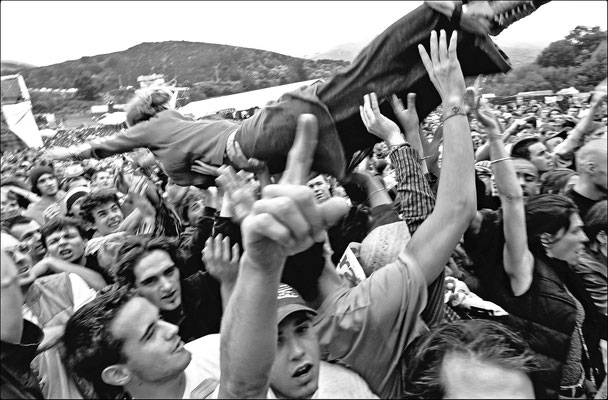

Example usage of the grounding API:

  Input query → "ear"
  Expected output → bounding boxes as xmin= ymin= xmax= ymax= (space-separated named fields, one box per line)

xmin=584 ymin=162 xmax=597 ymax=175
xmin=540 ymin=233 xmax=554 ymax=249
xmin=101 ymin=364 xmax=132 ymax=387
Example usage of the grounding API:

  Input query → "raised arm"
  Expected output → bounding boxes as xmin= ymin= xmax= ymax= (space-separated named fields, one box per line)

xmin=477 ymin=107 xmax=533 ymax=296
xmin=218 ymin=115 xmax=348 ymax=398
xmin=404 ymin=30 xmax=477 ymax=285
xmin=554 ymin=92 xmax=607 ymax=160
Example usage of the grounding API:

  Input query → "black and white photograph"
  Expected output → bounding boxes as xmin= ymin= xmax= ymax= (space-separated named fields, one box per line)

xmin=1 ymin=1 xmax=607 ymax=399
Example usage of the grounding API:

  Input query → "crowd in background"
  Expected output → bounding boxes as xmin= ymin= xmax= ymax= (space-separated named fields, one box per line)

xmin=1 ymin=16 xmax=607 ymax=400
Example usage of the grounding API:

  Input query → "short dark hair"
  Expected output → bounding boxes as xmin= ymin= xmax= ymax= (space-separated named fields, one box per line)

xmin=510 ymin=137 xmax=540 ymax=160
xmin=63 ymin=286 xmax=134 ymax=398
xmin=525 ymin=194 xmax=578 ymax=257
xmin=179 ymin=190 xmax=205 ymax=224
xmin=112 ymin=236 xmax=181 ymax=289
xmin=40 ymin=217 xmax=87 ymax=249
xmin=79 ymin=189 xmax=120 ymax=224
xmin=403 ymin=320 xmax=538 ymax=399
xmin=583 ymin=200 xmax=607 ymax=242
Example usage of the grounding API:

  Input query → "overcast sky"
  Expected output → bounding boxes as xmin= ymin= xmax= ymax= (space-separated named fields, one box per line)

xmin=2 ymin=1 xmax=607 ymax=67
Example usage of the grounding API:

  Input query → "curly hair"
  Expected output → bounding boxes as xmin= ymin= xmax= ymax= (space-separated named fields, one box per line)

xmin=79 ymin=189 xmax=121 ymax=224
xmin=112 ymin=235 xmax=181 ymax=289
xmin=125 ymin=87 xmax=173 ymax=127
xmin=63 ymin=286 xmax=134 ymax=398
xmin=403 ymin=320 xmax=538 ymax=399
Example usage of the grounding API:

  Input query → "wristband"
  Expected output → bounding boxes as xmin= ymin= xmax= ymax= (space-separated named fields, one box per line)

xmin=442 ymin=105 xmax=467 ymax=123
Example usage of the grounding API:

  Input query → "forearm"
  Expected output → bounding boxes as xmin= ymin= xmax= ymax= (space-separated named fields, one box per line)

xmin=365 ymin=176 xmax=392 ymax=208
xmin=1 ymin=256 xmax=24 ymax=343
xmin=219 ymin=253 xmax=281 ymax=398
xmin=390 ymin=146 xmax=435 ymax=234
xmin=475 ymin=141 xmax=491 ymax=161
xmin=406 ymin=103 xmax=476 ymax=284
xmin=47 ymin=259 xmax=106 ymax=291
xmin=489 ymin=136 xmax=522 ymax=202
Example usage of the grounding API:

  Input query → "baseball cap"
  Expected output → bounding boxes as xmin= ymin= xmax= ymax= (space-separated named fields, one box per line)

xmin=277 ymin=284 xmax=317 ymax=324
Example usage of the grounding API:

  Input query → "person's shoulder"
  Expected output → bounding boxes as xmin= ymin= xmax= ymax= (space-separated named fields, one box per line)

xmin=318 ymin=361 xmax=379 ymax=399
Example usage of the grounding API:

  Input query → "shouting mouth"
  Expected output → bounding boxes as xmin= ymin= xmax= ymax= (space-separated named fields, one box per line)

xmin=292 ymin=363 xmax=313 ymax=380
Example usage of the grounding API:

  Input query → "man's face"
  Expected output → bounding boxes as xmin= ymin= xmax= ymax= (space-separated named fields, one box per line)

xmin=36 ymin=173 xmax=59 ymax=197
xmin=133 ymin=250 xmax=182 ymax=311
xmin=1 ymin=234 xmax=36 ymax=287
xmin=92 ymin=201 xmax=124 ymax=236
xmin=527 ymin=142 xmax=554 ymax=173
xmin=270 ymin=312 xmax=320 ymax=399
xmin=107 ymin=297 xmax=191 ymax=385
xmin=44 ymin=227 xmax=86 ymax=264
xmin=94 ymin=171 xmax=113 ymax=189
xmin=590 ymin=151 xmax=608 ymax=192
xmin=512 ymin=159 xmax=540 ymax=200
xmin=441 ymin=353 xmax=534 ymax=399
xmin=307 ymin=175 xmax=331 ymax=204
xmin=1 ymin=189 xmax=20 ymax=216
xmin=11 ymin=220 xmax=45 ymax=260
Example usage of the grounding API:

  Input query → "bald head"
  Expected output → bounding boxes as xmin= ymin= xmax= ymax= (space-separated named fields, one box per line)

xmin=576 ymin=138 xmax=607 ymax=194
xmin=577 ymin=138 xmax=607 ymax=171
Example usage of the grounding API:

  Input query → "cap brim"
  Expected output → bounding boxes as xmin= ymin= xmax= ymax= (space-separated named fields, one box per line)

xmin=277 ymin=304 xmax=317 ymax=324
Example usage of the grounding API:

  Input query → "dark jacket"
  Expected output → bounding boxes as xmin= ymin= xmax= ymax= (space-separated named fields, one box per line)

xmin=464 ymin=209 xmax=607 ymax=398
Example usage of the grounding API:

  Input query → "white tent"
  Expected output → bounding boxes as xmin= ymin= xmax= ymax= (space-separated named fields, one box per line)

xmin=178 ymin=79 xmax=322 ymax=119
xmin=1 ymin=74 xmax=43 ymax=148
xmin=557 ymin=87 xmax=580 ymax=95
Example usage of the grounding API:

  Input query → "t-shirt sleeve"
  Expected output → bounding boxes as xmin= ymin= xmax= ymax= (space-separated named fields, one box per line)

xmin=68 ymin=273 xmax=97 ymax=311
xmin=314 ymin=252 xmax=429 ymax=396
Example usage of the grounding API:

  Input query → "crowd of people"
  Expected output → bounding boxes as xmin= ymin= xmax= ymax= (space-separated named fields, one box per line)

xmin=2 ymin=2 xmax=607 ymax=399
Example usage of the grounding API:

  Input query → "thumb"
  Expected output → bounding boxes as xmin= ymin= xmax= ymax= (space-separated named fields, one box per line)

xmin=406 ymin=93 xmax=416 ymax=111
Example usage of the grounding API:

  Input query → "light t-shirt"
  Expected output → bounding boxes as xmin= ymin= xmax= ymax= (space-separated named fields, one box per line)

xmin=181 ymin=334 xmax=377 ymax=399
xmin=314 ymin=252 xmax=430 ymax=398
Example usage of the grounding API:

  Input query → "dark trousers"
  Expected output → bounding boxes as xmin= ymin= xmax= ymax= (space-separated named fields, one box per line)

xmin=237 ymin=4 xmax=511 ymax=178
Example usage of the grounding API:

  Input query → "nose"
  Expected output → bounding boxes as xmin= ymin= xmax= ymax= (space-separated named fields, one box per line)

xmin=159 ymin=276 xmax=173 ymax=292
xmin=287 ymin=338 xmax=306 ymax=362
xmin=579 ymin=231 xmax=589 ymax=244
xmin=159 ymin=320 xmax=179 ymax=339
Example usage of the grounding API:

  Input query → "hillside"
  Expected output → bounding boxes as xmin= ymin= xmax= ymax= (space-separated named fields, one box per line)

xmin=1 ymin=60 xmax=37 ymax=75
xmin=8 ymin=41 xmax=349 ymax=97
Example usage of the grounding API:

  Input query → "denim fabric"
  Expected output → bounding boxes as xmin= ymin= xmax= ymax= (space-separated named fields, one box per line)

xmin=237 ymin=4 xmax=511 ymax=178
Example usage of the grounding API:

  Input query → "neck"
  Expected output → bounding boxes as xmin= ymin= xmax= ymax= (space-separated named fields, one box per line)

xmin=573 ymin=178 xmax=604 ymax=201
xmin=126 ymin=371 xmax=186 ymax=399
xmin=42 ymin=193 xmax=59 ymax=202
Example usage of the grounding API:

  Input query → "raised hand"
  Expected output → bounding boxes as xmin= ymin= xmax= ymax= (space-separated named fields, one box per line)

xmin=418 ymin=30 xmax=465 ymax=104
xmin=475 ymin=106 xmax=503 ymax=141
xmin=216 ymin=165 xmax=258 ymax=224
xmin=240 ymin=114 xmax=349 ymax=271
xmin=360 ymin=92 xmax=404 ymax=146
xmin=390 ymin=93 xmax=419 ymax=136
xmin=203 ymin=234 xmax=240 ymax=286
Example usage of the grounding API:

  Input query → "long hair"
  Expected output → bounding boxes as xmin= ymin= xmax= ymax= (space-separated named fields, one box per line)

xmin=125 ymin=87 xmax=173 ymax=127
